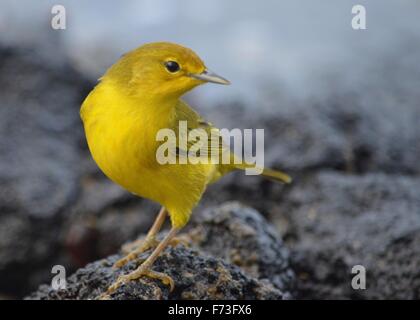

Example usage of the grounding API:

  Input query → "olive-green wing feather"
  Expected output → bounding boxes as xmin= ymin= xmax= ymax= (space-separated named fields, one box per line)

xmin=173 ymin=100 xmax=230 ymax=161
xmin=172 ymin=100 xmax=291 ymax=184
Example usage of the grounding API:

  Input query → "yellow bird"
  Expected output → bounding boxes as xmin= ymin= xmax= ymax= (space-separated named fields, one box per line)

xmin=80 ymin=42 xmax=291 ymax=295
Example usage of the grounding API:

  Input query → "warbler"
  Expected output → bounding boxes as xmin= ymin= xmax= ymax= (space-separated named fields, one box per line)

xmin=80 ymin=42 xmax=291 ymax=296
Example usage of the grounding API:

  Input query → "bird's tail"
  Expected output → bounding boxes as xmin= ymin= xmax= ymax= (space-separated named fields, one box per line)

xmin=232 ymin=163 xmax=292 ymax=184
xmin=260 ymin=167 xmax=292 ymax=184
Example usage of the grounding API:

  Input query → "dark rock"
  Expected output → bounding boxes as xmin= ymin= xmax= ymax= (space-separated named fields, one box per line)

xmin=279 ymin=171 xmax=420 ymax=299
xmin=27 ymin=202 xmax=294 ymax=300
xmin=0 ymin=47 xmax=88 ymax=218
xmin=186 ymin=202 xmax=294 ymax=295
xmin=0 ymin=46 xmax=91 ymax=296
xmin=27 ymin=250 xmax=284 ymax=300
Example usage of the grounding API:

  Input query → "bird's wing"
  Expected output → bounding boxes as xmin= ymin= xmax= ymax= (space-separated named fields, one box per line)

xmin=172 ymin=100 xmax=231 ymax=161
xmin=170 ymin=100 xmax=291 ymax=184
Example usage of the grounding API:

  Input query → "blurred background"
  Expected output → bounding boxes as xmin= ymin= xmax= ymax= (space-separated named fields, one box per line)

xmin=1 ymin=0 xmax=419 ymax=299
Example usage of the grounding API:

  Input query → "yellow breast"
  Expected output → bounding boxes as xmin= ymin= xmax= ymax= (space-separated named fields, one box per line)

xmin=80 ymin=80 xmax=212 ymax=227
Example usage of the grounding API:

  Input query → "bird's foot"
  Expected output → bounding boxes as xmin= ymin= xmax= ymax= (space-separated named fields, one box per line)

xmin=101 ymin=263 xmax=175 ymax=299
xmin=98 ymin=226 xmax=180 ymax=300
xmin=115 ymin=234 xmax=189 ymax=268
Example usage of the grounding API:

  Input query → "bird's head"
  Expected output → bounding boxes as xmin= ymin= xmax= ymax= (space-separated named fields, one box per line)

xmin=104 ymin=42 xmax=230 ymax=100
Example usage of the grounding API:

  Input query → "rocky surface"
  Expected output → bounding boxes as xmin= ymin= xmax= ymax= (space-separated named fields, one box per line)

xmin=1 ymin=41 xmax=420 ymax=300
xmin=187 ymin=203 xmax=294 ymax=295
xmin=27 ymin=202 xmax=294 ymax=300
xmin=0 ymin=46 xmax=89 ymax=295
xmin=281 ymin=172 xmax=420 ymax=299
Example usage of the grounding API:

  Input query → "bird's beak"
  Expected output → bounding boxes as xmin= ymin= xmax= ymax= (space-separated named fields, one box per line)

xmin=189 ymin=69 xmax=230 ymax=85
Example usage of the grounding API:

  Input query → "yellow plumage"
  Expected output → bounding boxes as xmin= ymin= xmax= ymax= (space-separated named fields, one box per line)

xmin=80 ymin=42 xmax=290 ymax=295
xmin=82 ymin=83 xmax=214 ymax=228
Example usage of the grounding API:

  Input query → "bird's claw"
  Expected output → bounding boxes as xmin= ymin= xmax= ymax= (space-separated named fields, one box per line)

xmin=104 ymin=265 xmax=175 ymax=298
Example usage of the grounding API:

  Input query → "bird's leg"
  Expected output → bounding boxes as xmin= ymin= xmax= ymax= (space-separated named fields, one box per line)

xmin=113 ymin=206 xmax=167 ymax=268
xmin=106 ymin=227 xmax=180 ymax=295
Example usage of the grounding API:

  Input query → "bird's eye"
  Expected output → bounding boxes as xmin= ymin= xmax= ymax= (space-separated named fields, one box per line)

xmin=164 ymin=60 xmax=180 ymax=73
